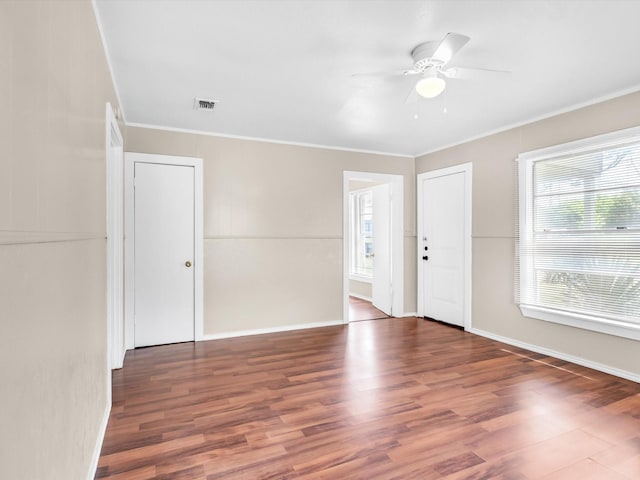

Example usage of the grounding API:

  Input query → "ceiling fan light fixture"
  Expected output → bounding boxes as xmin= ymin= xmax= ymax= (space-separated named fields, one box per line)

xmin=415 ymin=76 xmax=446 ymax=98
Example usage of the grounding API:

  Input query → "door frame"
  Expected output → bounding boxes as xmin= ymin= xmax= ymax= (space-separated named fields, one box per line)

xmin=417 ymin=163 xmax=472 ymax=330
xmin=343 ymin=171 xmax=404 ymax=322
xmin=124 ymin=152 xmax=204 ymax=349
xmin=105 ymin=103 xmax=124 ymax=371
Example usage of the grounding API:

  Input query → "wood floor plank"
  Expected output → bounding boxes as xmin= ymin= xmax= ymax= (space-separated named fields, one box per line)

xmin=96 ymin=317 xmax=640 ymax=479
xmin=348 ymin=296 xmax=389 ymax=321
xmin=540 ymin=457 xmax=629 ymax=480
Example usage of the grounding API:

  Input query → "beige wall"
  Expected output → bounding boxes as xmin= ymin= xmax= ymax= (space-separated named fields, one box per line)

xmin=349 ymin=278 xmax=372 ymax=299
xmin=2 ymin=2 xmax=637 ymax=477
xmin=126 ymin=127 xmax=417 ymax=335
xmin=349 ymin=179 xmax=384 ymax=191
xmin=0 ymin=1 xmax=120 ymax=478
xmin=416 ymin=90 xmax=640 ymax=378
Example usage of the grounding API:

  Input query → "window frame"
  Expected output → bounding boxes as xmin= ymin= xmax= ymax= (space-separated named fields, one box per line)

xmin=517 ymin=126 xmax=640 ymax=341
xmin=349 ymin=188 xmax=374 ymax=281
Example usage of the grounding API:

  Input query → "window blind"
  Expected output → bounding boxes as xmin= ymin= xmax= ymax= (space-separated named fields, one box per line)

xmin=517 ymin=129 xmax=640 ymax=335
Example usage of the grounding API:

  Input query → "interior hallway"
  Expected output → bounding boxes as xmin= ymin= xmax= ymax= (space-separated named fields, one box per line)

xmin=349 ymin=296 xmax=390 ymax=322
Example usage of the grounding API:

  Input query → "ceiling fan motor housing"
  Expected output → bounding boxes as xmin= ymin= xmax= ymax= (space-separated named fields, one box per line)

xmin=411 ymin=41 xmax=443 ymax=71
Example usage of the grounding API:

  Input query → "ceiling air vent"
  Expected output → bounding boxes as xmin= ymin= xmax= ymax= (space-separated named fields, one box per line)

xmin=194 ymin=98 xmax=216 ymax=111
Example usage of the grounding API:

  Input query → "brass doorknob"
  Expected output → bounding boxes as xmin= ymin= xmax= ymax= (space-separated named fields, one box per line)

xmin=185 ymin=261 xmax=192 ymax=268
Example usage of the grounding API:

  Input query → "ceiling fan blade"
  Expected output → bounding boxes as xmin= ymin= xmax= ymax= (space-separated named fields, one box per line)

xmin=405 ymin=84 xmax=419 ymax=104
xmin=441 ymin=66 xmax=511 ymax=80
xmin=431 ymin=33 xmax=470 ymax=65
xmin=351 ymin=69 xmax=421 ymax=79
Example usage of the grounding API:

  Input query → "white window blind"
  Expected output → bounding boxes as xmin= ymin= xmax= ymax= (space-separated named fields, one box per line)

xmin=517 ymin=127 xmax=640 ymax=340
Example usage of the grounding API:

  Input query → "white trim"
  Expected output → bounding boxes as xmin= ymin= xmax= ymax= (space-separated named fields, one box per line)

xmin=87 ymin=403 xmax=111 ymax=480
xmin=520 ymin=305 xmax=640 ymax=341
xmin=124 ymin=159 xmax=134 ymax=350
xmin=126 ymin=122 xmax=413 ymax=159
xmin=348 ymin=292 xmax=372 ymax=302
xmin=343 ymin=171 xmax=404 ymax=323
xmin=91 ymin=2 xmax=126 ymax=122
xmin=415 ymin=84 xmax=640 ymax=158
xmin=202 ymin=320 xmax=345 ymax=341
xmin=417 ymin=163 xmax=473 ymax=330
xmin=124 ymin=153 xmax=204 ymax=350
xmin=193 ymin=159 xmax=204 ymax=342
xmin=468 ymin=327 xmax=640 ymax=384
xmin=106 ymin=103 xmax=124 ymax=370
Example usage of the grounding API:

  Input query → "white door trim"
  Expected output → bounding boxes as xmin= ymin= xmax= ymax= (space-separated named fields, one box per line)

xmin=343 ymin=171 xmax=404 ymax=322
xmin=124 ymin=152 xmax=204 ymax=350
xmin=105 ymin=103 xmax=124 ymax=373
xmin=417 ymin=163 xmax=472 ymax=330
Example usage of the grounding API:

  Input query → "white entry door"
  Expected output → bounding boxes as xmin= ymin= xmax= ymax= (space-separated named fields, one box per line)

xmin=371 ymin=183 xmax=392 ymax=315
xmin=134 ymin=161 xmax=195 ymax=347
xmin=418 ymin=164 xmax=471 ymax=327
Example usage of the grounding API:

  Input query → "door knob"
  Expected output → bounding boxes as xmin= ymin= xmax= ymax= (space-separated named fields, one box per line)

xmin=422 ymin=256 xmax=428 ymax=261
xmin=185 ymin=261 xmax=192 ymax=268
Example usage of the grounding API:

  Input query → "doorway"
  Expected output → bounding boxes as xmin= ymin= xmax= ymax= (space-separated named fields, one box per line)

xmin=417 ymin=163 xmax=472 ymax=328
xmin=343 ymin=171 xmax=404 ymax=323
xmin=124 ymin=153 xmax=204 ymax=349
xmin=349 ymin=296 xmax=390 ymax=322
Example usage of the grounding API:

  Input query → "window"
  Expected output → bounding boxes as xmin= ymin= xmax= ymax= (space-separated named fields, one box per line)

xmin=517 ymin=127 xmax=640 ymax=340
xmin=350 ymin=190 xmax=373 ymax=278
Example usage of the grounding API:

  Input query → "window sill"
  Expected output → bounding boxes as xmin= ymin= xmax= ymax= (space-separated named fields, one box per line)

xmin=349 ymin=274 xmax=372 ymax=284
xmin=519 ymin=304 xmax=640 ymax=341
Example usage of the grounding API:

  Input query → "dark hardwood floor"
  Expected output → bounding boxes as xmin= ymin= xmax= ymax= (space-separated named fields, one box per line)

xmin=349 ymin=296 xmax=390 ymax=321
xmin=96 ymin=318 xmax=640 ymax=479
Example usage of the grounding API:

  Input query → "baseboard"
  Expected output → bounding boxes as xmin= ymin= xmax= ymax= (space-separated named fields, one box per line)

xmin=468 ymin=327 xmax=640 ymax=383
xmin=87 ymin=402 xmax=111 ymax=480
xmin=119 ymin=347 xmax=126 ymax=368
xmin=202 ymin=320 xmax=345 ymax=341
xmin=348 ymin=293 xmax=372 ymax=302
xmin=111 ymin=347 xmax=126 ymax=370
xmin=399 ymin=312 xmax=418 ymax=317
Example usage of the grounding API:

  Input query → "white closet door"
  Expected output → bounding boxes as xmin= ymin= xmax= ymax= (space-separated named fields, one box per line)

xmin=134 ymin=162 xmax=195 ymax=347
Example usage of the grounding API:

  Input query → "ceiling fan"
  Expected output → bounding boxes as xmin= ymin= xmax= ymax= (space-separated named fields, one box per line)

xmin=353 ymin=33 xmax=509 ymax=101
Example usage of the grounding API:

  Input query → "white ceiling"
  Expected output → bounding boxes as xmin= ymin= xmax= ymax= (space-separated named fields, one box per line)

xmin=95 ymin=0 xmax=640 ymax=157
